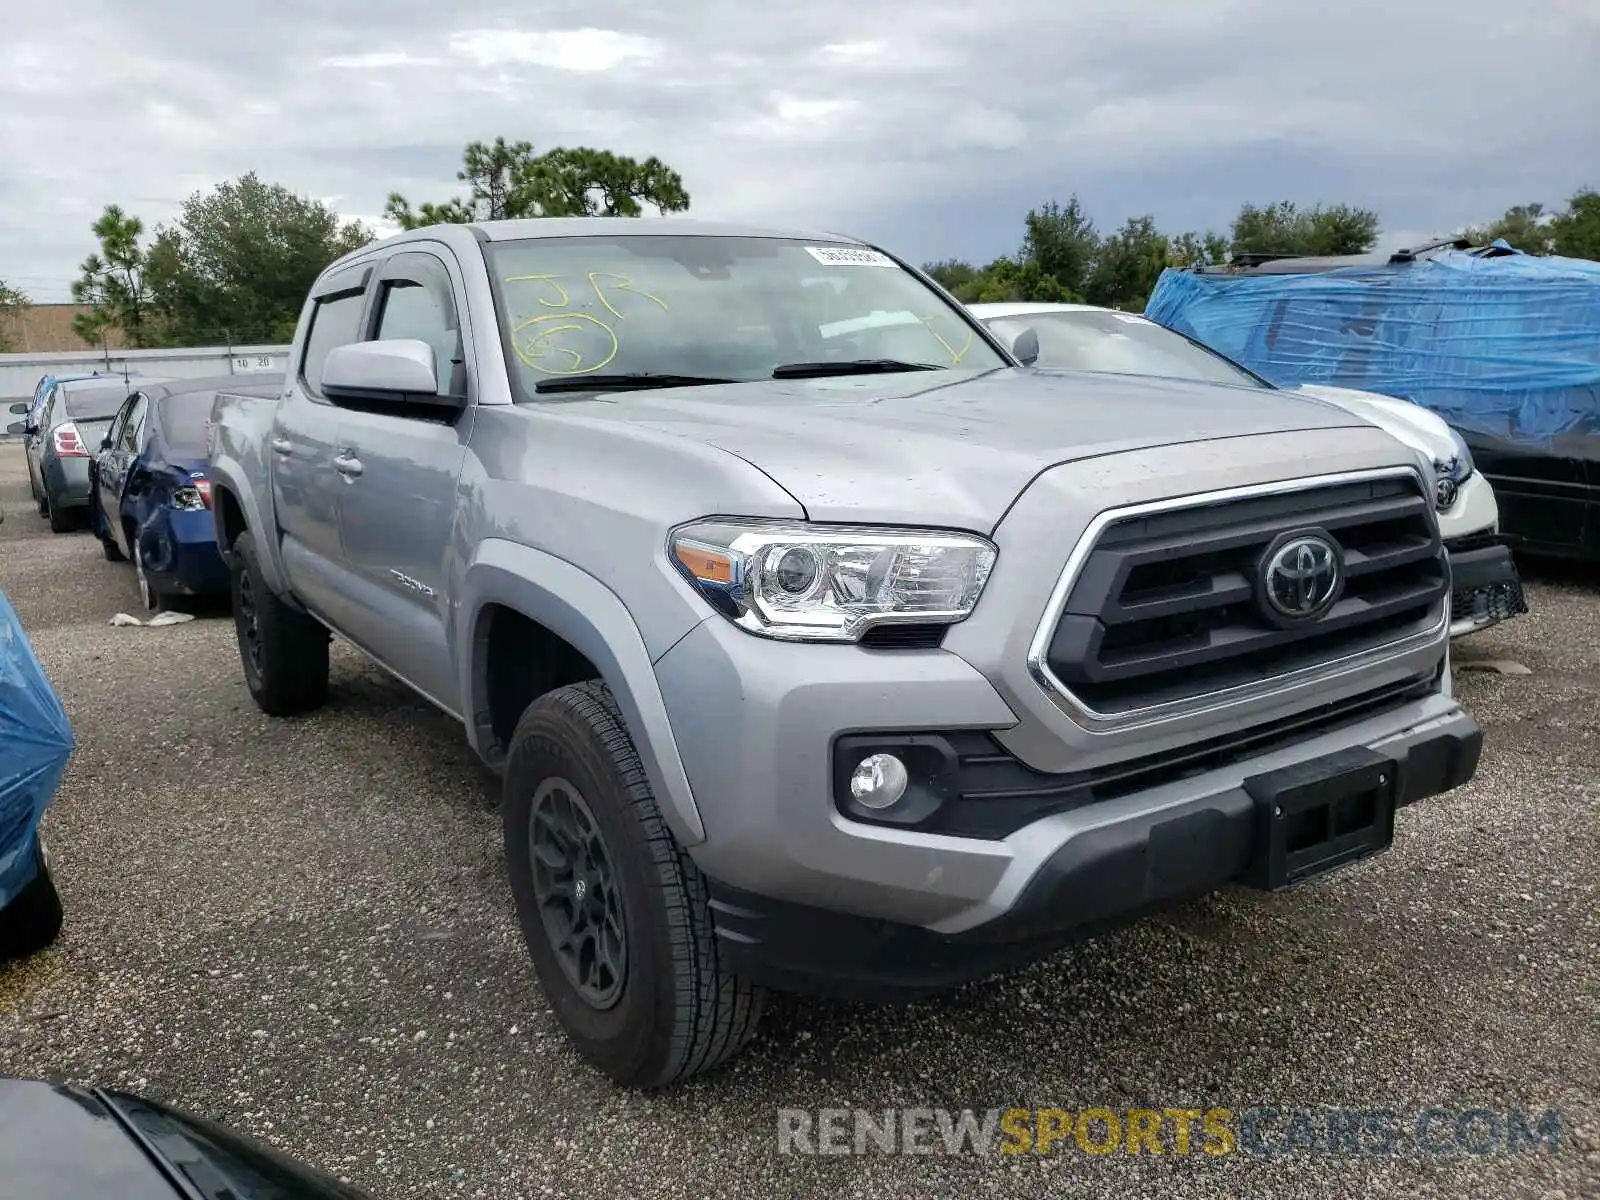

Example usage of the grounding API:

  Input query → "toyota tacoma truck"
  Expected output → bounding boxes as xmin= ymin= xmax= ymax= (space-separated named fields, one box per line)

xmin=208 ymin=218 xmax=1483 ymax=1088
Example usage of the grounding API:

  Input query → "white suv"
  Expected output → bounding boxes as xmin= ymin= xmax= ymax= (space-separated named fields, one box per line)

xmin=969 ymin=301 xmax=1528 ymax=638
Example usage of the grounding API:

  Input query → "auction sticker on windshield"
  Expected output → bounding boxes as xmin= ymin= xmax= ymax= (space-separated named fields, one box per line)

xmin=805 ymin=246 xmax=896 ymax=267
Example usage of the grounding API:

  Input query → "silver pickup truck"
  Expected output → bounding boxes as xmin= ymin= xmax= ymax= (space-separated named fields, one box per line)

xmin=208 ymin=218 xmax=1483 ymax=1087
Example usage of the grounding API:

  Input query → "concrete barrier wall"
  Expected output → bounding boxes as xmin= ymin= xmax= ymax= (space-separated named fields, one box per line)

xmin=2 ymin=343 xmax=291 ymax=408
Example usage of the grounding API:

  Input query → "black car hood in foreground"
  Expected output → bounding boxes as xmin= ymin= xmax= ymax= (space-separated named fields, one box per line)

xmin=0 ymin=1079 xmax=374 ymax=1199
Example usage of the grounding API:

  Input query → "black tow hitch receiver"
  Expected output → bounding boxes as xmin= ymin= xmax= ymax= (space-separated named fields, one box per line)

xmin=1242 ymin=746 xmax=1398 ymax=890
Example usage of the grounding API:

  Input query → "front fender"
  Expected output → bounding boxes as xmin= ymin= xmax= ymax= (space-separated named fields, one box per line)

xmin=208 ymin=452 xmax=290 ymax=597
xmin=459 ymin=538 xmax=707 ymax=846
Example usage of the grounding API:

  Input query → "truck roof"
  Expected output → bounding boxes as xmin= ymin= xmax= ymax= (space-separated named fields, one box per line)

xmin=330 ymin=217 xmax=871 ymax=275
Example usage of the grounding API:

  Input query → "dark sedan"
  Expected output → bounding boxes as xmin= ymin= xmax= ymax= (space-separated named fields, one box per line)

xmin=0 ymin=1079 xmax=377 ymax=1199
xmin=90 ymin=375 xmax=281 ymax=612
xmin=17 ymin=377 xmax=166 ymax=533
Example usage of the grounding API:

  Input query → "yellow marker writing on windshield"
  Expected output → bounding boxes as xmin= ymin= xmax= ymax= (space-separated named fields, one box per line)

xmin=919 ymin=316 xmax=972 ymax=365
xmin=504 ymin=274 xmax=571 ymax=308
xmin=588 ymin=272 xmax=669 ymax=319
xmin=512 ymin=312 xmax=619 ymax=375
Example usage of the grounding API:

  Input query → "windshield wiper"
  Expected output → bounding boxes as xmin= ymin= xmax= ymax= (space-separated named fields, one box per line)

xmin=771 ymin=359 xmax=943 ymax=380
xmin=534 ymin=373 xmax=738 ymax=394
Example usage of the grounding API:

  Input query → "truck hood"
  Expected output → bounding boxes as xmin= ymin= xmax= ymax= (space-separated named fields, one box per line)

xmin=552 ymin=367 xmax=1367 ymax=529
xmin=1293 ymin=384 xmax=1455 ymax=463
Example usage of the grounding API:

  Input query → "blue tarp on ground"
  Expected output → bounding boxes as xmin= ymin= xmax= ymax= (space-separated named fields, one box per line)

xmin=0 ymin=587 xmax=72 ymax=907
xmin=1144 ymin=245 xmax=1600 ymax=449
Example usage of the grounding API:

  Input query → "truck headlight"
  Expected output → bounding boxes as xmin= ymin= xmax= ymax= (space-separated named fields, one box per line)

xmin=669 ymin=519 xmax=997 ymax=642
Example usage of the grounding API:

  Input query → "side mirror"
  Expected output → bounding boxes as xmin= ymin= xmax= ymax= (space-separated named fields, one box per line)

xmin=322 ymin=340 xmax=459 ymax=414
xmin=1008 ymin=327 xmax=1040 ymax=367
xmin=7 ymin=402 xmax=29 ymax=416
xmin=100 ymin=435 xmax=114 ymax=451
xmin=5 ymin=421 xmax=25 ymax=437
xmin=983 ymin=319 xmax=1041 ymax=367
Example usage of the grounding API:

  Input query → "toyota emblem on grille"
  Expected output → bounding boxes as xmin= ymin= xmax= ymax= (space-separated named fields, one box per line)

xmin=1261 ymin=533 xmax=1343 ymax=622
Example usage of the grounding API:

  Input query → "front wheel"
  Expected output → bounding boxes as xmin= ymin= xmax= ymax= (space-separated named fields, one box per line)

xmin=503 ymin=681 xmax=766 ymax=1087
xmin=230 ymin=532 xmax=329 ymax=716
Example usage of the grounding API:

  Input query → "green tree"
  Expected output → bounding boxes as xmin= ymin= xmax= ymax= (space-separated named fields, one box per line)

xmin=1019 ymin=197 xmax=1099 ymax=296
xmin=0 ymin=279 xmax=27 ymax=352
xmin=1549 ymin=188 xmax=1600 ymax=261
xmin=1459 ymin=203 xmax=1555 ymax=254
xmin=1085 ymin=215 xmax=1170 ymax=309
xmin=386 ymin=137 xmax=690 ymax=229
xmin=148 ymin=172 xmax=371 ymax=344
xmin=923 ymin=256 xmax=1072 ymax=303
xmin=1229 ymin=200 xmax=1379 ymax=257
xmin=71 ymin=205 xmax=160 ymax=348
xmin=923 ymin=259 xmax=984 ymax=296
xmin=1168 ymin=230 xmax=1232 ymax=269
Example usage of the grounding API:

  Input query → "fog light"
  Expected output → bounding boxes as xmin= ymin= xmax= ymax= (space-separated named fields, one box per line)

xmin=850 ymin=753 xmax=909 ymax=810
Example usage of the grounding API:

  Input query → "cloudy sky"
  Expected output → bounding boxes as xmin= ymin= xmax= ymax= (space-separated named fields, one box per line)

xmin=2 ymin=0 xmax=1597 ymax=302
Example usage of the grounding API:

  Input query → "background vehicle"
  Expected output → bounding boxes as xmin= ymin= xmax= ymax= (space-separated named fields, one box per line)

xmin=19 ymin=371 xmax=120 ymax=448
xmin=969 ymin=302 xmax=1527 ymax=637
xmin=1146 ymin=242 xmax=1600 ymax=561
xmin=210 ymin=218 xmax=1481 ymax=1087
xmin=0 ymin=1079 xmax=376 ymax=1199
xmin=16 ymin=377 xmax=167 ymax=533
xmin=0 ymin=585 xmax=71 ymax=962
xmin=90 ymin=374 xmax=282 ymax=612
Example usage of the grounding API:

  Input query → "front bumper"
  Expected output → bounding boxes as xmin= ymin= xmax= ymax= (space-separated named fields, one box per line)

xmin=704 ymin=712 xmax=1481 ymax=1001
xmin=657 ymin=615 xmax=1480 ymax=999
xmin=1445 ymin=532 xmax=1529 ymax=637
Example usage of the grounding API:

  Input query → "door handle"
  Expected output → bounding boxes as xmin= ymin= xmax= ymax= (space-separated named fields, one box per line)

xmin=333 ymin=452 xmax=364 ymax=478
xmin=270 ymin=437 xmax=293 ymax=455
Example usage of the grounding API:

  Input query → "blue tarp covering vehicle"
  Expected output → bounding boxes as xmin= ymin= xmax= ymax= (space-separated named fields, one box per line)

xmin=1145 ymin=243 xmax=1600 ymax=560
xmin=0 ymin=584 xmax=70 ymax=959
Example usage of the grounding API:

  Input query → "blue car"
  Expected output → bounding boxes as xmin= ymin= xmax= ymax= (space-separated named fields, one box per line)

xmin=90 ymin=375 xmax=281 ymax=612
xmin=0 ymin=586 xmax=71 ymax=962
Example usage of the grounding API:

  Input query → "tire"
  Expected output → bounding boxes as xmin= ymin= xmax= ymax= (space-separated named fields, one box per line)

xmin=134 ymin=540 xmax=161 ymax=612
xmin=101 ymin=533 xmax=124 ymax=563
xmin=230 ymin=531 xmax=329 ymax=716
xmin=0 ymin=850 xmax=64 ymax=962
xmin=45 ymin=491 xmax=75 ymax=534
xmin=503 ymin=681 xmax=766 ymax=1088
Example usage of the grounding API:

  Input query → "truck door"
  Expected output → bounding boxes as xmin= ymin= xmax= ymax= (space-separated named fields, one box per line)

xmin=272 ymin=266 xmax=371 ymax=623
xmin=328 ymin=247 xmax=473 ymax=707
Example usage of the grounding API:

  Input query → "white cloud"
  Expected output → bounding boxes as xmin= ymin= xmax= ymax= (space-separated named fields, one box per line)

xmin=321 ymin=51 xmax=440 ymax=70
xmin=447 ymin=28 xmax=660 ymax=72
xmin=0 ymin=0 xmax=1594 ymax=302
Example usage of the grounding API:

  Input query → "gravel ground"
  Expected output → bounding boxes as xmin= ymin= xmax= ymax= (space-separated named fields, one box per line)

xmin=0 ymin=449 xmax=1595 ymax=1199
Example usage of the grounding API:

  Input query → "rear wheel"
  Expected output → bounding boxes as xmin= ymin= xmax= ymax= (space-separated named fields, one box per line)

xmin=231 ymin=531 xmax=329 ymax=716
xmin=134 ymin=541 xmax=161 ymax=612
xmin=503 ymin=681 xmax=766 ymax=1087
xmin=0 ymin=848 xmax=64 ymax=962
xmin=45 ymin=491 xmax=75 ymax=533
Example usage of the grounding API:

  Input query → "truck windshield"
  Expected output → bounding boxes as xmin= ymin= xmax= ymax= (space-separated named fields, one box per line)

xmin=990 ymin=310 xmax=1272 ymax=389
xmin=484 ymin=235 xmax=1007 ymax=396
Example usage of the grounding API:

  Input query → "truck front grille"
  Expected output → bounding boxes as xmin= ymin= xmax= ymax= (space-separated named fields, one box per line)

xmin=1040 ymin=472 xmax=1447 ymax=716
